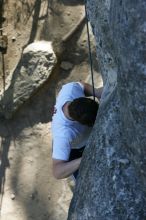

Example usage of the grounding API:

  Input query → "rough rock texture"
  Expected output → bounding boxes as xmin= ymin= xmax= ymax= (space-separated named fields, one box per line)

xmin=0 ymin=41 xmax=57 ymax=119
xmin=68 ymin=0 xmax=146 ymax=219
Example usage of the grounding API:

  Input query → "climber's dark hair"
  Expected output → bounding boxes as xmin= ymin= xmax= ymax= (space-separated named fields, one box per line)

xmin=68 ymin=97 xmax=99 ymax=127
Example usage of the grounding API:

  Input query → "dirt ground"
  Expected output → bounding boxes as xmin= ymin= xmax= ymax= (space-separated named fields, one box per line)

xmin=0 ymin=1 xmax=102 ymax=219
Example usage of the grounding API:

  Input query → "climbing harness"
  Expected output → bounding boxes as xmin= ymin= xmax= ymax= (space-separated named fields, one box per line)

xmin=85 ymin=3 xmax=96 ymax=101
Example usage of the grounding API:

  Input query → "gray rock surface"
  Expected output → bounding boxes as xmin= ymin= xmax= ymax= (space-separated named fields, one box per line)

xmin=68 ymin=0 xmax=146 ymax=219
xmin=60 ymin=61 xmax=73 ymax=70
xmin=0 ymin=41 xmax=57 ymax=119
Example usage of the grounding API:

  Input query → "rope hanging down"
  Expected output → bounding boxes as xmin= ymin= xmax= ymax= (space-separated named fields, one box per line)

xmin=85 ymin=3 xmax=96 ymax=101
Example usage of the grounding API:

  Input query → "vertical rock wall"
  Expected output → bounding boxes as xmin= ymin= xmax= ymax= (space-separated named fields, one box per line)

xmin=68 ymin=0 xmax=146 ymax=219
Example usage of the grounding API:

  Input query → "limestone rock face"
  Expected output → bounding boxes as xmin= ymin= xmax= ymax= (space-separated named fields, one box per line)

xmin=68 ymin=1 xmax=146 ymax=219
xmin=0 ymin=41 xmax=57 ymax=119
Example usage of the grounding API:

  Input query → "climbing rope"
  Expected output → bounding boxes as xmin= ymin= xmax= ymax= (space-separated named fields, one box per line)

xmin=85 ymin=3 xmax=96 ymax=101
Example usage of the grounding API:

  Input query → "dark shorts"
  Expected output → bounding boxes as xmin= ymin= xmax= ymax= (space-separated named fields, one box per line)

xmin=69 ymin=146 xmax=85 ymax=179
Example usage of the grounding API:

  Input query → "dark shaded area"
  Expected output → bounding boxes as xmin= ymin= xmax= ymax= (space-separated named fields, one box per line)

xmin=61 ymin=20 xmax=99 ymax=72
xmin=0 ymin=0 xmax=4 ymax=28
xmin=0 ymin=113 xmax=13 ymax=212
xmin=0 ymin=62 xmax=70 ymax=219
xmin=58 ymin=0 xmax=84 ymax=6
xmin=27 ymin=0 xmax=42 ymax=44
xmin=23 ymin=0 xmax=42 ymax=47
xmin=69 ymin=147 xmax=85 ymax=179
xmin=0 ymin=120 xmax=11 ymax=210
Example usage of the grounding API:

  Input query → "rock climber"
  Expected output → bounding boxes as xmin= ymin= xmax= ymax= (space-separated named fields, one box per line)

xmin=51 ymin=81 xmax=103 ymax=180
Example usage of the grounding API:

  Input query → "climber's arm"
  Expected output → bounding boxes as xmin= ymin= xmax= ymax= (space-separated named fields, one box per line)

xmin=81 ymin=82 xmax=103 ymax=99
xmin=52 ymin=158 xmax=81 ymax=179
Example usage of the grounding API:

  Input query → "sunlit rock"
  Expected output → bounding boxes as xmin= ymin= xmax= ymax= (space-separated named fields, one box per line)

xmin=0 ymin=41 xmax=57 ymax=119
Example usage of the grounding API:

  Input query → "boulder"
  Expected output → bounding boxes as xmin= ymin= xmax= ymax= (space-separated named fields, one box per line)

xmin=0 ymin=41 xmax=57 ymax=119
xmin=68 ymin=0 xmax=146 ymax=219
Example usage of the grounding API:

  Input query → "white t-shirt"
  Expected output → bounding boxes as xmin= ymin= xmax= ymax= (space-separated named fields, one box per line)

xmin=51 ymin=82 xmax=92 ymax=161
